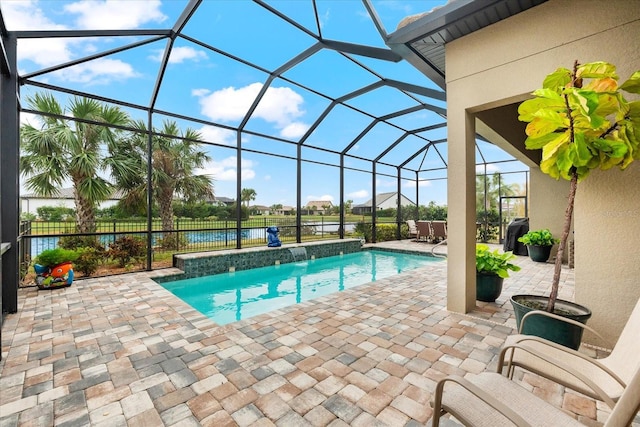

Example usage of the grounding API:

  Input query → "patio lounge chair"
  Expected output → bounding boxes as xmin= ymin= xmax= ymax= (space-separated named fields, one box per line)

xmin=497 ymin=297 xmax=640 ymax=408
xmin=406 ymin=220 xmax=418 ymax=240
xmin=416 ymin=220 xmax=432 ymax=242
xmin=429 ymin=363 xmax=640 ymax=427
xmin=430 ymin=220 xmax=447 ymax=243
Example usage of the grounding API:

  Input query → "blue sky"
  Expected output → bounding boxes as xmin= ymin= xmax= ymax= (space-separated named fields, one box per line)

xmin=5 ymin=0 xmax=527 ymax=208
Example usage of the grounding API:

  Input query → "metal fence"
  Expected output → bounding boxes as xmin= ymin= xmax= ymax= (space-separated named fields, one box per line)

xmin=18 ymin=217 xmax=369 ymax=280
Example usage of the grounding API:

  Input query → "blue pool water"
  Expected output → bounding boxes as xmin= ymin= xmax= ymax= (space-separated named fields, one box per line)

xmin=160 ymin=250 xmax=439 ymax=325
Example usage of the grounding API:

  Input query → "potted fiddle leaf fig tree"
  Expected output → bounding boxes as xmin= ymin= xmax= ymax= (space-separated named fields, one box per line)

xmin=512 ymin=60 xmax=640 ymax=349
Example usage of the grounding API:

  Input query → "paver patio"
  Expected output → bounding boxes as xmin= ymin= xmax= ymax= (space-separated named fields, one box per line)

xmin=0 ymin=241 xmax=635 ymax=426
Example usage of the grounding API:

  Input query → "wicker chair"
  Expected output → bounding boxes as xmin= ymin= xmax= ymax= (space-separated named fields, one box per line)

xmin=416 ymin=221 xmax=432 ymax=242
xmin=430 ymin=220 xmax=447 ymax=243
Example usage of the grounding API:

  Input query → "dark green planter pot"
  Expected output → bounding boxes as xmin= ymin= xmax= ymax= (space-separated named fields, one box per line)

xmin=526 ymin=245 xmax=552 ymax=262
xmin=510 ymin=294 xmax=592 ymax=350
xmin=476 ymin=272 xmax=504 ymax=302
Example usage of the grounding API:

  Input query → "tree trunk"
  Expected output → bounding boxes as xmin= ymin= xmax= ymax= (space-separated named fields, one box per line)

xmin=547 ymin=171 xmax=578 ymax=312
xmin=159 ymin=191 xmax=174 ymax=232
xmin=74 ymin=186 xmax=96 ymax=234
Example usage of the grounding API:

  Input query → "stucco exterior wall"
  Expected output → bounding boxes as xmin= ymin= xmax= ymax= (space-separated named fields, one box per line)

xmin=528 ymin=169 xmax=570 ymax=262
xmin=575 ymin=164 xmax=640 ymax=345
xmin=445 ymin=0 xmax=640 ymax=342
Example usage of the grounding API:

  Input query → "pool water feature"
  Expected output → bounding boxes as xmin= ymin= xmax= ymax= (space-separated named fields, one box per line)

xmin=160 ymin=250 xmax=440 ymax=325
xmin=288 ymin=247 xmax=308 ymax=261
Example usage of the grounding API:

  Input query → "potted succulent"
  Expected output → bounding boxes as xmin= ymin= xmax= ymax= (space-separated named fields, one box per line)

xmin=34 ymin=248 xmax=78 ymax=289
xmin=517 ymin=229 xmax=559 ymax=262
xmin=513 ymin=60 xmax=639 ymax=348
xmin=475 ymin=244 xmax=521 ymax=302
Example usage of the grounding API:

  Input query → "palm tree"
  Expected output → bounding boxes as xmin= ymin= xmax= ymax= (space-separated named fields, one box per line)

xmin=345 ymin=199 xmax=353 ymax=215
xmin=241 ymin=188 xmax=257 ymax=207
xmin=476 ymin=173 xmax=519 ymax=212
xmin=20 ymin=92 xmax=131 ymax=233
xmin=476 ymin=173 xmax=519 ymax=242
xmin=270 ymin=203 xmax=283 ymax=214
xmin=117 ymin=120 xmax=214 ymax=238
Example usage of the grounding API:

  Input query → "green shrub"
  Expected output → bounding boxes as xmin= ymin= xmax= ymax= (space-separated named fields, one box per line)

xmin=58 ymin=234 xmax=105 ymax=252
xmin=476 ymin=244 xmax=520 ymax=278
xmin=108 ymin=236 xmax=146 ymax=268
xmin=354 ymin=222 xmax=399 ymax=243
xmin=354 ymin=221 xmax=372 ymax=242
xmin=36 ymin=206 xmax=75 ymax=221
xmin=35 ymin=248 xmax=79 ymax=267
xmin=20 ymin=212 xmax=36 ymax=221
xmin=74 ymin=247 xmax=103 ymax=276
xmin=157 ymin=233 xmax=188 ymax=250
xmin=375 ymin=224 xmax=398 ymax=242
xmin=518 ymin=229 xmax=559 ymax=246
xmin=477 ymin=225 xmax=499 ymax=243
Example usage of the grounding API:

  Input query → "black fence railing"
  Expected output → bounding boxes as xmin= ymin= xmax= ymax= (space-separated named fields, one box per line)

xmin=18 ymin=217 xmax=370 ymax=281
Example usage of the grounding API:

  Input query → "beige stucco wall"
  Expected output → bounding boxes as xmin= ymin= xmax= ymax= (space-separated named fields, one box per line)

xmin=445 ymin=0 xmax=640 ymax=342
xmin=575 ymin=164 xmax=640 ymax=345
xmin=528 ymin=169 xmax=570 ymax=262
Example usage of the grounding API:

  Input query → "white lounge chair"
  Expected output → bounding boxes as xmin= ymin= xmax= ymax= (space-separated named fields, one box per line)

xmin=430 ymin=363 xmax=640 ymax=427
xmin=497 ymin=297 xmax=640 ymax=408
xmin=406 ymin=220 xmax=418 ymax=240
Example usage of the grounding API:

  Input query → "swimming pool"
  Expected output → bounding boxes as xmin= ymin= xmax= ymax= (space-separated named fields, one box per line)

xmin=160 ymin=250 xmax=440 ymax=325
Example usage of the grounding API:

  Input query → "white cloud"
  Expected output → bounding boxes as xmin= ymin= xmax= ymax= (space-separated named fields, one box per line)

xmin=378 ymin=1 xmax=414 ymax=15
xmin=3 ymin=1 xmax=143 ymax=83
xmin=348 ymin=190 xmax=369 ymax=199
xmin=197 ymin=126 xmax=237 ymax=146
xmin=403 ymin=180 xmax=432 ymax=189
xmin=280 ymin=122 xmax=309 ymax=139
xmin=306 ymin=194 xmax=334 ymax=202
xmin=53 ymin=58 xmax=139 ymax=85
xmin=376 ymin=178 xmax=396 ymax=188
xmin=192 ymin=88 xmax=210 ymax=97
xmin=1 ymin=1 xmax=73 ymax=66
xmin=150 ymin=46 xmax=208 ymax=64
xmin=318 ymin=8 xmax=330 ymax=29
xmin=476 ymin=164 xmax=501 ymax=174
xmin=264 ymin=175 xmax=271 ymax=181
xmin=64 ymin=0 xmax=167 ymax=29
xmin=83 ymin=43 xmax=99 ymax=54
xmin=195 ymin=82 xmax=309 ymax=136
xmin=196 ymin=157 xmax=256 ymax=182
xmin=18 ymin=38 xmax=74 ymax=68
xmin=20 ymin=112 xmax=41 ymax=127
xmin=2 ymin=0 xmax=67 ymax=31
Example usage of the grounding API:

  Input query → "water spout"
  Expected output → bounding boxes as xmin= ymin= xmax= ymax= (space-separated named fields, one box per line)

xmin=289 ymin=247 xmax=308 ymax=262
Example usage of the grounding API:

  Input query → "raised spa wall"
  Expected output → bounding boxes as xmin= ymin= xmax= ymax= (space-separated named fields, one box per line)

xmin=155 ymin=239 xmax=364 ymax=283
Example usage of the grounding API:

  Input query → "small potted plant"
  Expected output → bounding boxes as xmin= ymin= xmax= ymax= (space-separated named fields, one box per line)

xmin=475 ymin=244 xmax=521 ymax=302
xmin=34 ymin=248 xmax=78 ymax=289
xmin=517 ymin=229 xmax=559 ymax=262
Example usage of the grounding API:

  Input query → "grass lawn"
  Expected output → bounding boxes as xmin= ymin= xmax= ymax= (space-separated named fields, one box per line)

xmin=23 ymin=214 xmax=386 ymax=235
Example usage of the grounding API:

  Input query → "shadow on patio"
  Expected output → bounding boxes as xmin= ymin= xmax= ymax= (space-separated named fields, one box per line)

xmin=0 ymin=241 xmax=630 ymax=426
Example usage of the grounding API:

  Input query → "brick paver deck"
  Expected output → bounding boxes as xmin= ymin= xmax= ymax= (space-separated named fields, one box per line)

xmin=0 ymin=241 xmax=635 ymax=426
